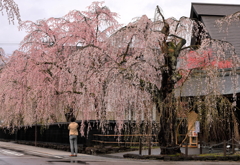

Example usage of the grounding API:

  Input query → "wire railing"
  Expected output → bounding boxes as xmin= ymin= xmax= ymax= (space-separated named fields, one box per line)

xmin=93 ymin=134 xmax=240 ymax=156
xmin=203 ymin=138 xmax=240 ymax=155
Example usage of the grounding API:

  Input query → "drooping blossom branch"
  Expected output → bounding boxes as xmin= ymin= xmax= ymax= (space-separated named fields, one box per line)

xmin=0 ymin=0 xmax=21 ymax=24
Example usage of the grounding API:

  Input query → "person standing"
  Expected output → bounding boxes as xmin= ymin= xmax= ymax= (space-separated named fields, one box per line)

xmin=68 ymin=117 xmax=79 ymax=157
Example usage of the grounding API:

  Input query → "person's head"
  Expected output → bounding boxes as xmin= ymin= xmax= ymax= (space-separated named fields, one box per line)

xmin=71 ymin=117 xmax=76 ymax=122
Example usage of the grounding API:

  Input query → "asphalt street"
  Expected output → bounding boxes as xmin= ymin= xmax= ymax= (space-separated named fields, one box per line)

xmin=0 ymin=141 xmax=239 ymax=165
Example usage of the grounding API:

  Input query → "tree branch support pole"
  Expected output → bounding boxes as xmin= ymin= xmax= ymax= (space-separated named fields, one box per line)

xmin=232 ymin=136 xmax=235 ymax=154
xmin=139 ymin=137 xmax=142 ymax=155
xmin=199 ymin=133 xmax=202 ymax=154
xmin=148 ymin=135 xmax=151 ymax=155
xmin=185 ymin=136 xmax=188 ymax=157
xmin=223 ymin=140 xmax=226 ymax=157
xmin=146 ymin=117 xmax=152 ymax=155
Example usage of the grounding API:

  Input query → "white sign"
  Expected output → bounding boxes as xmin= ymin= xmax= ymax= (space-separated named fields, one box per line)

xmin=195 ymin=121 xmax=200 ymax=133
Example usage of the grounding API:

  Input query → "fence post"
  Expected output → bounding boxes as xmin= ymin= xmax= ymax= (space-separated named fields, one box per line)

xmin=139 ymin=137 xmax=142 ymax=155
xmin=223 ymin=140 xmax=226 ymax=157
xmin=35 ymin=123 xmax=37 ymax=146
xmin=14 ymin=128 xmax=17 ymax=141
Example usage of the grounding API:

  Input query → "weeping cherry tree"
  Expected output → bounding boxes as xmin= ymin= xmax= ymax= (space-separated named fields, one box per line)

xmin=0 ymin=2 xmax=239 ymax=155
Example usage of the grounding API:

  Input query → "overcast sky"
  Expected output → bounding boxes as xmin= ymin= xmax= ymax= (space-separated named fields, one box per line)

xmin=1 ymin=0 xmax=240 ymax=54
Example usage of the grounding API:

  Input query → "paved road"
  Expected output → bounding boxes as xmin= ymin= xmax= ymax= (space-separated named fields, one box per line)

xmin=0 ymin=148 xmax=239 ymax=165
xmin=0 ymin=141 xmax=239 ymax=165
xmin=0 ymin=148 xmax=68 ymax=165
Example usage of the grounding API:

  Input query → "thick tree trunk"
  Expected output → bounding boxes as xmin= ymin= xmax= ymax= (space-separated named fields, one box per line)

xmin=154 ymin=9 xmax=186 ymax=154
xmin=158 ymin=66 xmax=181 ymax=155
xmin=158 ymin=102 xmax=181 ymax=155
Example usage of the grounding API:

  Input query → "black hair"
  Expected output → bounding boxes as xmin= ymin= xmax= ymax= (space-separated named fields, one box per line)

xmin=70 ymin=117 xmax=76 ymax=122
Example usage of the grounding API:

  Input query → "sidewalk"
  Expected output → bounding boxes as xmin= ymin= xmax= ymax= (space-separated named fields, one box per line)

xmin=0 ymin=141 xmax=203 ymax=160
xmin=0 ymin=141 xmax=71 ymax=159
xmin=0 ymin=141 xmax=133 ymax=162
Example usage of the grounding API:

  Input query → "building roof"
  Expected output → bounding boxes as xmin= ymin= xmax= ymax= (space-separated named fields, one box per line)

xmin=190 ymin=3 xmax=240 ymax=56
xmin=190 ymin=3 xmax=240 ymax=18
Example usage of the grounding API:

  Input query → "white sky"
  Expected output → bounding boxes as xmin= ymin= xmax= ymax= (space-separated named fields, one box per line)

xmin=1 ymin=0 xmax=240 ymax=54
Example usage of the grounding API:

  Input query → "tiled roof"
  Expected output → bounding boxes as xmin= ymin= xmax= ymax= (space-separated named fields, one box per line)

xmin=191 ymin=3 xmax=240 ymax=18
